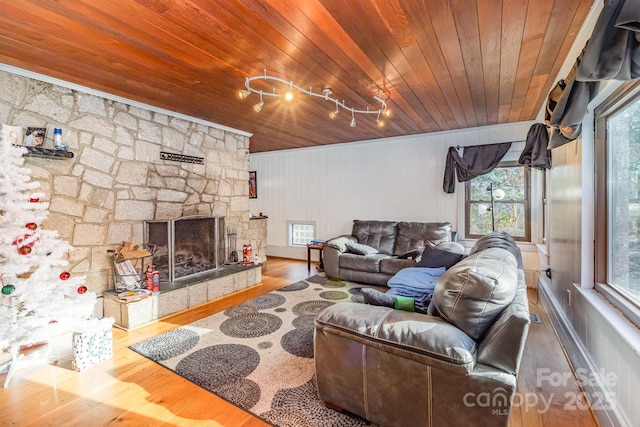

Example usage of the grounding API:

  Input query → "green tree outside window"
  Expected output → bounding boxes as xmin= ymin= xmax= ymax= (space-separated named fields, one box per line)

xmin=466 ymin=164 xmax=530 ymax=241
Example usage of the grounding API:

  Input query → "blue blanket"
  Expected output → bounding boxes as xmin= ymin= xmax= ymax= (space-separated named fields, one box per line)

xmin=387 ymin=267 xmax=445 ymax=312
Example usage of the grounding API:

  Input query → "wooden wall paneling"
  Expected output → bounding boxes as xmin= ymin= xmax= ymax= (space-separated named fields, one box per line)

xmin=508 ymin=0 xmax=555 ymax=123
xmin=528 ymin=0 xmax=593 ymax=120
xmin=477 ymin=0 xmax=503 ymax=125
xmin=400 ymin=0 xmax=470 ymax=129
xmin=450 ymin=0 xmax=487 ymax=126
xmin=0 ymin=0 xmax=594 ymax=152
xmin=317 ymin=0 xmax=440 ymax=132
xmin=426 ymin=0 xmax=479 ymax=128
xmin=498 ymin=0 xmax=528 ymax=123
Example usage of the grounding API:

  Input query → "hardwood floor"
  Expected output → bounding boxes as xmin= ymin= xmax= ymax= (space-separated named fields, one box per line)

xmin=0 ymin=258 xmax=598 ymax=427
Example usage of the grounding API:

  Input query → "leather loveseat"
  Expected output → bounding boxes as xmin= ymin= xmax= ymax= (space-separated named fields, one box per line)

xmin=314 ymin=232 xmax=530 ymax=427
xmin=323 ymin=220 xmax=455 ymax=286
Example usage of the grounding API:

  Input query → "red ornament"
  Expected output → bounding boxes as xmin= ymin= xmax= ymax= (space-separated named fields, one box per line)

xmin=13 ymin=232 xmax=39 ymax=248
xmin=25 ymin=223 xmax=37 ymax=230
xmin=59 ymin=271 xmax=71 ymax=280
xmin=77 ymin=285 xmax=88 ymax=294
xmin=18 ymin=246 xmax=31 ymax=255
xmin=29 ymin=197 xmax=40 ymax=203
xmin=49 ymin=320 xmax=58 ymax=324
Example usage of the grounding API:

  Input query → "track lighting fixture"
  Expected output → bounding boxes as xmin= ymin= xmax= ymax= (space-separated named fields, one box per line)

xmin=239 ymin=69 xmax=391 ymax=128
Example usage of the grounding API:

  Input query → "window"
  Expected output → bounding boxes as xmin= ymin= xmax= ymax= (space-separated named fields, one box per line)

xmin=465 ymin=162 xmax=531 ymax=241
xmin=288 ymin=222 xmax=316 ymax=246
xmin=595 ymin=81 xmax=640 ymax=317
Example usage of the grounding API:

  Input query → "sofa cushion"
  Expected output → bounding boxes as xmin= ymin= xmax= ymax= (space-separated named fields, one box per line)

xmin=339 ymin=253 xmax=391 ymax=272
xmin=345 ymin=241 xmax=379 ymax=255
xmin=325 ymin=235 xmax=355 ymax=252
xmin=417 ymin=244 xmax=464 ymax=269
xmin=393 ymin=222 xmax=452 ymax=255
xmin=380 ymin=257 xmax=416 ymax=275
xmin=352 ymin=220 xmax=397 ymax=255
xmin=315 ymin=303 xmax=477 ymax=374
xmin=431 ymin=247 xmax=518 ymax=340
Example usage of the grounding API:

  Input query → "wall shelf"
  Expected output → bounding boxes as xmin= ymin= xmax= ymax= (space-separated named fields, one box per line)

xmin=24 ymin=146 xmax=74 ymax=159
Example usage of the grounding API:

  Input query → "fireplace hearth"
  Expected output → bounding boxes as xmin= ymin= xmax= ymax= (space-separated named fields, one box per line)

xmin=144 ymin=216 xmax=227 ymax=282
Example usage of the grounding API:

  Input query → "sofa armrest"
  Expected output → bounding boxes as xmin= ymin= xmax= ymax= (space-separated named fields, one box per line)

xmin=477 ymin=269 xmax=531 ymax=375
xmin=323 ymin=235 xmax=357 ymax=278
xmin=315 ymin=302 xmax=477 ymax=374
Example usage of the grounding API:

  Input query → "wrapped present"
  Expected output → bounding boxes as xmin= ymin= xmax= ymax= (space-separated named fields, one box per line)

xmin=71 ymin=317 xmax=115 ymax=371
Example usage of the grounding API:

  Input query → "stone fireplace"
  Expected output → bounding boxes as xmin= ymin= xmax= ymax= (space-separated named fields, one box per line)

xmin=144 ymin=216 xmax=227 ymax=282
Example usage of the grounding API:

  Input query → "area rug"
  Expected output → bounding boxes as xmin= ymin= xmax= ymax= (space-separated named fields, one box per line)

xmin=130 ymin=274 xmax=379 ymax=426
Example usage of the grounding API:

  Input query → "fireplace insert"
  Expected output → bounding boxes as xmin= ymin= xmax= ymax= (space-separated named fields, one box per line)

xmin=144 ymin=216 xmax=227 ymax=282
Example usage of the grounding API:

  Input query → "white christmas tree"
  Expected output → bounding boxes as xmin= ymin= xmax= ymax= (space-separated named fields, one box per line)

xmin=0 ymin=129 xmax=97 ymax=357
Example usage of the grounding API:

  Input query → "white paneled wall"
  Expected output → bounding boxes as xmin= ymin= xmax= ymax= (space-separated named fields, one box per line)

xmin=250 ymin=121 xmax=536 ymax=265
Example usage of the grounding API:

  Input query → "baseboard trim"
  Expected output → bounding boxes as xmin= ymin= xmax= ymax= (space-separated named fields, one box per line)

xmin=538 ymin=279 xmax=629 ymax=427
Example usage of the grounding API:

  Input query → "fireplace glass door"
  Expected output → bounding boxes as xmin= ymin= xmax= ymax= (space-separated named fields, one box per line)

xmin=145 ymin=216 xmax=226 ymax=282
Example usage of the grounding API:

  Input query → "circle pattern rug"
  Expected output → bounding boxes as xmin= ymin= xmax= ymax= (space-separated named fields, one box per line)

xmin=130 ymin=274 xmax=377 ymax=426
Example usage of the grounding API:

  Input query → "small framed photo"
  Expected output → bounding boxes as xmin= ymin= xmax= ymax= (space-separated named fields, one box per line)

xmin=249 ymin=171 xmax=257 ymax=199
xmin=24 ymin=127 xmax=47 ymax=147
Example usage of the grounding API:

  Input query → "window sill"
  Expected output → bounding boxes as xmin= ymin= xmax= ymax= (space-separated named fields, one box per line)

xmin=593 ymin=283 xmax=640 ymax=329
xmin=576 ymin=285 xmax=640 ymax=354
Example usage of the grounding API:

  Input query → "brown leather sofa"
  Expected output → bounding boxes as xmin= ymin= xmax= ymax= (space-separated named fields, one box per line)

xmin=314 ymin=232 xmax=530 ymax=427
xmin=323 ymin=220 xmax=455 ymax=286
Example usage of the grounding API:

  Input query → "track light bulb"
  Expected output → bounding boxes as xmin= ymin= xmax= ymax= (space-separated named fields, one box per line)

xmin=329 ymin=100 xmax=339 ymax=119
xmin=377 ymin=118 xmax=384 ymax=127
xmin=383 ymin=108 xmax=391 ymax=117
xmin=350 ymin=116 xmax=356 ymax=127
xmin=284 ymin=81 xmax=294 ymax=101
xmin=239 ymin=89 xmax=251 ymax=99
xmin=253 ymin=92 xmax=264 ymax=112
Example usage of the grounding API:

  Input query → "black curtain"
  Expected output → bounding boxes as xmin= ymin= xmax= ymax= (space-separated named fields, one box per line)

xmin=519 ymin=123 xmax=552 ymax=169
xmin=577 ymin=0 xmax=640 ymax=81
xmin=443 ymin=142 xmax=512 ymax=194
xmin=542 ymin=0 xmax=640 ymax=151
xmin=546 ymin=57 xmax=600 ymax=149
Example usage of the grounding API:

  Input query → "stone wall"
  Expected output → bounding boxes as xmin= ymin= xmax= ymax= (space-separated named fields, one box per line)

xmin=0 ymin=69 xmax=254 ymax=298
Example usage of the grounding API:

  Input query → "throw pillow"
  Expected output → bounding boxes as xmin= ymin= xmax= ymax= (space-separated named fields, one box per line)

xmin=417 ymin=245 xmax=464 ymax=269
xmin=397 ymin=248 xmax=422 ymax=259
xmin=431 ymin=247 xmax=518 ymax=340
xmin=345 ymin=241 xmax=379 ymax=256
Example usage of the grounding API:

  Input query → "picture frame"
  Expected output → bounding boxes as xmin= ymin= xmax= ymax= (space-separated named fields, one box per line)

xmin=249 ymin=171 xmax=257 ymax=199
xmin=24 ymin=127 xmax=47 ymax=147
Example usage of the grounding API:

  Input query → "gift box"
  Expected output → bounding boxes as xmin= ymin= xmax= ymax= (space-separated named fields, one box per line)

xmin=71 ymin=318 xmax=115 ymax=371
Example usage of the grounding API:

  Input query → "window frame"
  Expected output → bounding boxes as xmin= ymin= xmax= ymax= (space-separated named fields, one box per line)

xmin=594 ymin=79 xmax=640 ymax=326
xmin=464 ymin=161 xmax=531 ymax=242
xmin=287 ymin=221 xmax=317 ymax=247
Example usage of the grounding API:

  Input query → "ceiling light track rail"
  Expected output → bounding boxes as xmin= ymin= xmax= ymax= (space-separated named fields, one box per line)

xmin=239 ymin=69 xmax=391 ymax=127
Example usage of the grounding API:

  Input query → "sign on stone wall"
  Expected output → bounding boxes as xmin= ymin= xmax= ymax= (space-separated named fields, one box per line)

xmin=160 ymin=151 xmax=204 ymax=164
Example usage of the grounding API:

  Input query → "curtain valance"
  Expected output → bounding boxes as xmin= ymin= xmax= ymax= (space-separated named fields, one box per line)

xmin=443 ymin=142 xmax=512 ymax=194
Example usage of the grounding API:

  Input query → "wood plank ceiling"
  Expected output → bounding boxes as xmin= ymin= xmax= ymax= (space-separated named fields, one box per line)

xmin=0 ymin=0 xmax=594 ymax=152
